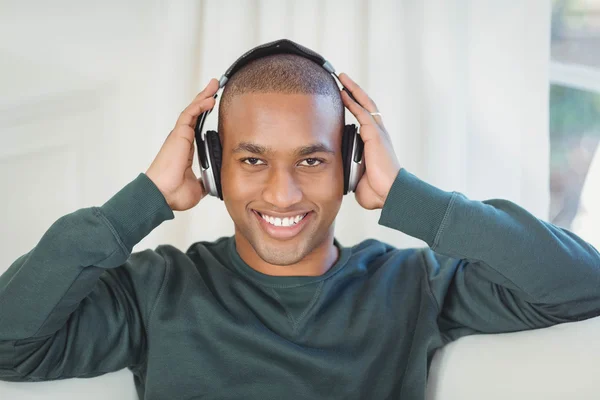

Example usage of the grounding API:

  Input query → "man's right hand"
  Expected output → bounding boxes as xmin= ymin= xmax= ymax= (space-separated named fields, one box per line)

xmin=146 ymin=79 xmax=220 ymax=211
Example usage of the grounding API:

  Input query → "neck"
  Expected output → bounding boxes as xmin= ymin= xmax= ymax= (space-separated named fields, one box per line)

xmin=234 ymin=230 xmax=340 ymax=277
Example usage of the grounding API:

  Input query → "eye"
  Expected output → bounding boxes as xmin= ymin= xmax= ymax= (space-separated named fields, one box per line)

xmin=241 ymin=157 xmax=266 ymax=166
xmin=299 ymin=158 xmax=324 ymax=167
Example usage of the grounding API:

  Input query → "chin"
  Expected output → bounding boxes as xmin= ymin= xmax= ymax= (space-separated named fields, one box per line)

xmin=234 ymin=207 xmax=335 ymax=266
xmin=252 ymin=234 xmax=311 ymax=266
xmin=258 ymin=248 xmax=305 ymax=266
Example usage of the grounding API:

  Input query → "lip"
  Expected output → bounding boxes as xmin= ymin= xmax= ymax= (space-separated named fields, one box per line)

xmin=252 ymin=209 xmax=312 ymax=240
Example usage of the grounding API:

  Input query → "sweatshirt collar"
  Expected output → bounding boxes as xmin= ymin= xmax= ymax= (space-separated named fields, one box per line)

xmin=227 ymin=236 xmax=352 ymax=288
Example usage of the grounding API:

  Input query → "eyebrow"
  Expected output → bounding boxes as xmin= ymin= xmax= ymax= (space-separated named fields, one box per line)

xmin=231 ymin=141 xmax=335 ymax=157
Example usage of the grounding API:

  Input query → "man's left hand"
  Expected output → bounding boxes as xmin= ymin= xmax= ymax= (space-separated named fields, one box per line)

xmin=339 ymin=73 xmax=402 ymax=210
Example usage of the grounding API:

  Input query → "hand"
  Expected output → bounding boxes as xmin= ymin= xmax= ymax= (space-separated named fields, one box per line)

xmin=339 ymin=73 xmax=402 ymax=210
xmin=146 ymin=79 xmax=219 ymax=211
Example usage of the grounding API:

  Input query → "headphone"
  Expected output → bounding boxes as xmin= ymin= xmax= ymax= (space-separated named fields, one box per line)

xmin=194 ymin=39 xmax=365 ymax=200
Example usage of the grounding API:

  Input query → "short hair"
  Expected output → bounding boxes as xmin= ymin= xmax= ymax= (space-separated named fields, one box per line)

xmin=217 ymin=53 xmax=344 ymax=134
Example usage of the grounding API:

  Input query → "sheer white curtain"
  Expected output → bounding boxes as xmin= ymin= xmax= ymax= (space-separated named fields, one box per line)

xmin=140 ymin=0 xmax=550 ymax=252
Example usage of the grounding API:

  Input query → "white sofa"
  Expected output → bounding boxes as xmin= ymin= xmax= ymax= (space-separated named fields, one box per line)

xmin=1 ymin=316 xmax=599 ymax=400
xmin=426 ymin=315 xmax=600 ymax=399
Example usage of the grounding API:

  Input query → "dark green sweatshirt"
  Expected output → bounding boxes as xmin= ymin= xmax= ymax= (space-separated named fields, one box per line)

xmin=0 ymin=169 xmax=599 ymax=400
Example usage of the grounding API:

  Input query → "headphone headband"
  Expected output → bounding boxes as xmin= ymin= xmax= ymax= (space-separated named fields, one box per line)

xmin=219 ymin=39 xmax=336 ymax=88
xmin=198 ymin=39 xmax=344 ymax=136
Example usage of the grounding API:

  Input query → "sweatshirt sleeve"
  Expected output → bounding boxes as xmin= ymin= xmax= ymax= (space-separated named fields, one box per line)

xmin=379 ymin=168 xmax=600 ymax=343
xmin=0 ymin=173 xmax=174 ymax=381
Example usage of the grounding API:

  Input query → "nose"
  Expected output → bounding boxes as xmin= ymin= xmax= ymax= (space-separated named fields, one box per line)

xmin=262 ymin=167 xmax=303 ymax=209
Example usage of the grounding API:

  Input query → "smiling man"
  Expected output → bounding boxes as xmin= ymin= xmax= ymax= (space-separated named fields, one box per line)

xmin=1 ymin=41 xmax=599 ymax=400
xmin=218 ymin=54 xmax=349 ymax=275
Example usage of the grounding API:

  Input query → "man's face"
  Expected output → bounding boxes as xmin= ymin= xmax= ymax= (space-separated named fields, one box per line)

xmin=220 ymin=92 xmax=344 ymax=266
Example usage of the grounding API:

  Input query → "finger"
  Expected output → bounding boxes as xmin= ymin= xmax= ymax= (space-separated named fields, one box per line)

xmin=169 ymin=98 xmax=214 ymax=146
xmin=175 ymin=79 xmax=220 ymax=127
xmin=339 ymin=73 xmax=386 ymax=130
xmin=338 ymin=73 xmax=379 ymax=113
xmin=176 ymin=96 xmax=217 ymax=128
xmin=341 ymin=90 xmax=391 ymax=143
xmin=369 ymin=112 xmax=386 ymax=130
xmin=341 ymin=89 xmax=377 ymax=128
xmin=192 ymin=78 xmax=220 ymax=102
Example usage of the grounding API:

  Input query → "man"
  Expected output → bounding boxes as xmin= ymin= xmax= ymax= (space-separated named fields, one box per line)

xmin=0 ymin=50 xmax=599 ymax=400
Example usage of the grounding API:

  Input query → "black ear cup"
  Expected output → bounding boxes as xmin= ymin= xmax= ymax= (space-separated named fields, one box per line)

xmin=342 ymin=124 xmax=357 ymax=194
xmin=205 ymin=130 xmax=223 ymax=199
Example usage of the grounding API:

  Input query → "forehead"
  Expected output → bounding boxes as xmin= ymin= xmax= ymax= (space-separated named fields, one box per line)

xmin=221 ymin=92 xmax=342 ymax=149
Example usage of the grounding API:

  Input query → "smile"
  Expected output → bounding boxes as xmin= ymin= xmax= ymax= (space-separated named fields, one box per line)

xmin=257 ymin=212 xmax=308 ymax=227
xmin=252 ymin=210 xmax=313 ymax=240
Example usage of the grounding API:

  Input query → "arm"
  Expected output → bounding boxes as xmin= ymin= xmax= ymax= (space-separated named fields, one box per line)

xmin=337 ymin=73 xmax=600 ymax=342
xmin=0 ymin=174 xmax=174 ymax=381
xmin=379 ymin=169 xmax=600 ymax=342
xmin=0 ymin=80 xmax=217 ymax=381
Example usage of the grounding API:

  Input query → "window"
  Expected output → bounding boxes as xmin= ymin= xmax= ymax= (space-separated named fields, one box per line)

xmin=550 ymin=0 xmax=600 ymax=248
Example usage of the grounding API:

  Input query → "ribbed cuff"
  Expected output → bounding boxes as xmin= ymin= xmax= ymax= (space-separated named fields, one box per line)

xmin=378 ymin=169 xmax=455 ymax=246
xmin=99 ymin=173 xmax=174 ymax=251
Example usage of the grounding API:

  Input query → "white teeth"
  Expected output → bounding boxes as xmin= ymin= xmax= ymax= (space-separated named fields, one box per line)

xmin=259 ymin=212 xmax=307 ymax=227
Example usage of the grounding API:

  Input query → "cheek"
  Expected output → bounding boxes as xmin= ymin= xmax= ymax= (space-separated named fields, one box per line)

xmin=221 ymin=165 xmax=259 ymax=205
xmin=299 ymin=170 xmax=344 ymax=198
